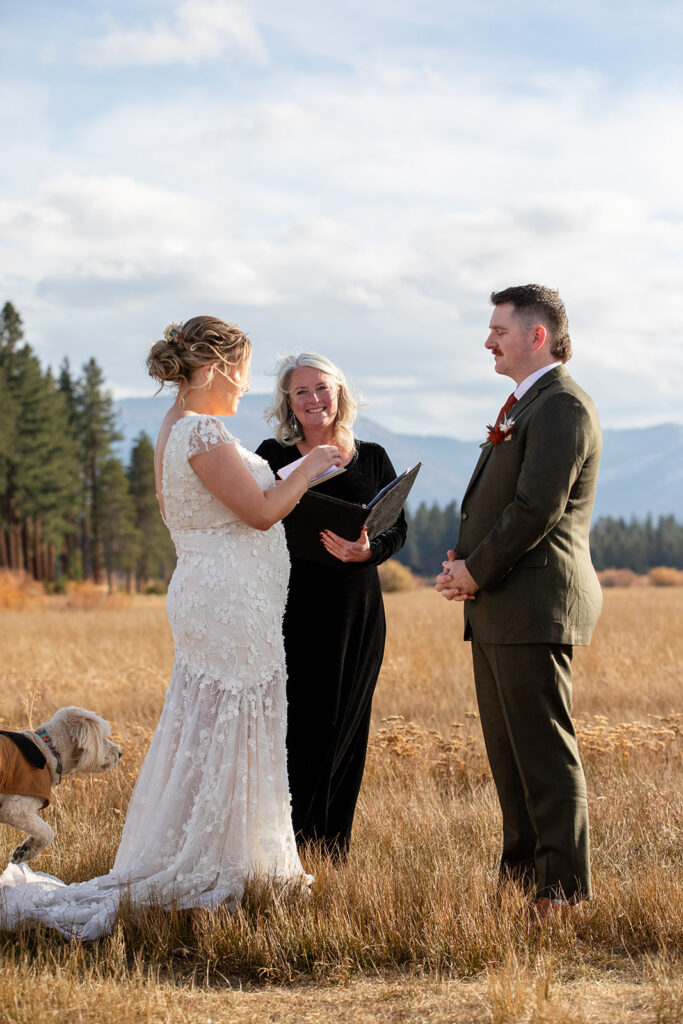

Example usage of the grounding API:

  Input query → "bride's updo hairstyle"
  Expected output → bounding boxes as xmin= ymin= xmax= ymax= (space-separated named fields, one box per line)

xmin=265 ymin=352 xmax=359 ymax=453
xmin=147 ymin=316 xmax=252 ymax=392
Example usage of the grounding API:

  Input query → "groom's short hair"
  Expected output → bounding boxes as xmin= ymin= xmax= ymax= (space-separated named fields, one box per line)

xmin=490 ymin=284 xmax=572 ymax=363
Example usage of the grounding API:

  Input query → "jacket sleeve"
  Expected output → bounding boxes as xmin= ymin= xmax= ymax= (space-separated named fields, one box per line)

xmin=464 ymin=392 xmax=596 ymax=589
xmin=366 ymin=447 xmax=408 ymax=567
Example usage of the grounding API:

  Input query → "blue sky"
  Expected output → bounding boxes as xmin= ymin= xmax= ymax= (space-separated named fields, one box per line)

xmin=2 ymin=1 xmax=682 ymax=438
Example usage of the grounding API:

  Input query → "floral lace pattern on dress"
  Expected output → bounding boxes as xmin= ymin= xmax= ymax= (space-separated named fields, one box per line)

xmin=0 ymin=414 xmax=309 ymax=939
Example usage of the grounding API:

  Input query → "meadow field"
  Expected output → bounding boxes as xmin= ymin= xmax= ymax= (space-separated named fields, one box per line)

xmin=0 ymin=584 xmax=681 ymax=1023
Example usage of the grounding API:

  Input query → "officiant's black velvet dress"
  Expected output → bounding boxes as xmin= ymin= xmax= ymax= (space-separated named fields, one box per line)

xmin=256 ymin=439 xmax=407 ymax=857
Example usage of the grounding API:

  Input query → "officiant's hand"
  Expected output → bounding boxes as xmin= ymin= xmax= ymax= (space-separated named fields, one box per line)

xmin=435 ymin=549 xmax=479 ymax=601
xmin=321 ymin=526 xmax=372 ymax=563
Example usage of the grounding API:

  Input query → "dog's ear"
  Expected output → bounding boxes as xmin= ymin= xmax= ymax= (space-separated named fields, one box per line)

xmin=59 ymin=707 xmax=111 ymax=771
xmin=61 ymin=707 xmax=111 ymax=746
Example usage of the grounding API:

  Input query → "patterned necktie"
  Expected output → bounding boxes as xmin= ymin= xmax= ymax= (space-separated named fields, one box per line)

xmin=494 ymin=391 xmax=517 ymax=427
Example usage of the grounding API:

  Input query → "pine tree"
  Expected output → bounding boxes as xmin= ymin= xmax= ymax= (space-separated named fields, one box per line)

xmin=56 ymin=358 xmax=83 ymax=579
xmin=99 ymin=456 xmax=140 ymax=592
xmin=398 ymin=507 xmax=420 ymax=572
xmin=3 ymin=351 xmax=81 ymax=576
xmin=74 ymin=359 xmax=122 ymax=582
xmin=0 ymin=305 xmax=22 ymax=545
xmin=0 ymin=301 xmax=24 ymax=354
xmin=127 ymin=432 xmax=176 ymax=590
xmin=0 ymin=306 xmax=81 ymax=577
xmin=398 ymin=500 xmax=460 ymax=577
xmin=0 ymin=361 xmax=18 ymax=568
xmin=590 ymin=515 xmax=683 ymax=572
xmin=58 ymin=358 xmax=78 ymax=427
xmin=655 ymin=515 xmax=683 ymax=569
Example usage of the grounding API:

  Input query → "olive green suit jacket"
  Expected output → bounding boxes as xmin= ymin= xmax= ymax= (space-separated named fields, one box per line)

xmin=457 ymin=365 xmax=603 ymax=645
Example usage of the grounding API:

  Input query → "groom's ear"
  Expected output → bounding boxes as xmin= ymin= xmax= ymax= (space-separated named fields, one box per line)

xmin=530 ymin=324 xmax=548 ymax=351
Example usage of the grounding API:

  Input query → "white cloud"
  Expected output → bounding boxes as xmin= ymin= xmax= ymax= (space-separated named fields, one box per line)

xmin=0 ymin=174 xmax=206 ymax=262
xmin=3 ymin=19 xmax=683 ymax=438
xmin=82 ymin=0 xmax=267 ymax=67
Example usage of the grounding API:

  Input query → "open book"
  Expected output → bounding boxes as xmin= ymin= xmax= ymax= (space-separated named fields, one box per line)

xmin=277 ymin=454 xmax=346 ymax=487
xmin=281 ymin=463 xmax=421 ymax=566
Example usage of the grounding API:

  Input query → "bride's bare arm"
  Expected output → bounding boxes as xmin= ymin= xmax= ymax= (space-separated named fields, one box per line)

xmin=190 ymin=444 xmax=341 ymax=530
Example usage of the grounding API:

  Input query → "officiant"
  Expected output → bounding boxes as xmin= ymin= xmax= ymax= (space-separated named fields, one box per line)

xmin=257 ymin=353 xmax=407 ymax=859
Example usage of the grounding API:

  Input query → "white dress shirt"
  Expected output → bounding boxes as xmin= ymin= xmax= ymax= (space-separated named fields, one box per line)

xmin=514 ymin=363 xmax=561 ymax=401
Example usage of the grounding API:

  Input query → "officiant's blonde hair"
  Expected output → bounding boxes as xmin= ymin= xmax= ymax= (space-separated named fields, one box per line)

xmin=265 ymin=353 xmax=358 ymax=452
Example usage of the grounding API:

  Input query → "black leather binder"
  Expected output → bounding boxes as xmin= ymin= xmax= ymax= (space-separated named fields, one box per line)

xmin=282 ymin=463 xmax=421 ymax=566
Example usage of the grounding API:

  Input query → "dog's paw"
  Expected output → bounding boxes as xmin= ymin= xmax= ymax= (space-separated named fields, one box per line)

xmin=11 ymin=840 xmax=37 ymax=864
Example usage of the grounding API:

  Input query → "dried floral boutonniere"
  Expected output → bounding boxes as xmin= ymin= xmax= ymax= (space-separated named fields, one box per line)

xmin=480 ymin=413 xmax=515 ymax=448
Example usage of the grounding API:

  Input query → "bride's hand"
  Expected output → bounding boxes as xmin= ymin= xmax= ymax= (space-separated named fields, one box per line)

xmin=300 ymin=445 xmax=342 ymax=482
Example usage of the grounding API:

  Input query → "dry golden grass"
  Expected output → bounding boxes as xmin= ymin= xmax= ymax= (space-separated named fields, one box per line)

xmin=0 ymin=588 xmax=682 ymax=1023
xmin=1 ymin=963 xmax=681 ymax=1024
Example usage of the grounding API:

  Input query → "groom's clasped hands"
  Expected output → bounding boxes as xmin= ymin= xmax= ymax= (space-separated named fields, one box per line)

xmin=434 ymin=549 xmax=479 ymax=601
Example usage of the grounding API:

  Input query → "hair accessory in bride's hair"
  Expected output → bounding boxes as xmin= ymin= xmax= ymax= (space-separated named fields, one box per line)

xmin=164 ymin=322 xmax=184 ymax=345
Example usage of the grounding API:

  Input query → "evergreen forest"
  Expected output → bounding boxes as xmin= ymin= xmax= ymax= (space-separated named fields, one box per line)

xmin=2 ymin=299 xmax=682 ymax=589
xmin=397 ymin=505 xmax=683 ymax=578
xmin=0 ymin=302 xmax=175 ymax=590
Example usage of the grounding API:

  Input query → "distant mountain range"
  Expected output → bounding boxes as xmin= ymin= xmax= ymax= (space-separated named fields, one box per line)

xmin=115 ymin=395 xmax=681 ymax=520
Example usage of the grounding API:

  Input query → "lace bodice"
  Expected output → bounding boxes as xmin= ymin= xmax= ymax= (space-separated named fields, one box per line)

xmin=161 ymin=414 xmax=275 ymax=533
xmin=161 ymin=412 xmax=290 ymax=693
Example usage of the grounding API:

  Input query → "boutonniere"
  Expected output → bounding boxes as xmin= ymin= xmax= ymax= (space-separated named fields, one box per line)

xmin=480 ymin=414 xmax=515 ymax=449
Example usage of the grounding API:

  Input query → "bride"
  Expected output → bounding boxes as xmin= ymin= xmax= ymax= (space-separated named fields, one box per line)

xmin=0 ymin=316 xmax=341 ymax=939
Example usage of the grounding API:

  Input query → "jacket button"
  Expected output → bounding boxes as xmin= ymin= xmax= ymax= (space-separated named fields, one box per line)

xmin=461 ymin=512 xmax=469 ymax=521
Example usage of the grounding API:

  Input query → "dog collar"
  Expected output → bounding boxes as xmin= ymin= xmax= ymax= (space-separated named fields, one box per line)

xmin=35 ymin=728 xmax=62 ymax=783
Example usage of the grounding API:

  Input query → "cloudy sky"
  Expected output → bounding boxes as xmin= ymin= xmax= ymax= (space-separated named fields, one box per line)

xmin=2 ymin=1 xmax=682 ymax=439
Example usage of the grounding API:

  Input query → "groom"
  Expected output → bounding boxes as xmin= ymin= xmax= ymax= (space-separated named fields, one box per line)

xmin=436 ymin=284 xmax=602 ymax=920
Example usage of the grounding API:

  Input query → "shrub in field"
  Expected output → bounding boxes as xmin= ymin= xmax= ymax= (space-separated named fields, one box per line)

xmin=576 ymin=711 xmax=682 ymax=764
xmin=648 ymin=566 xmax=683 ymax=587
xmin=599 ymin=568 xmax=647 ymax=587
xmin=46 ymin=575 xmax=68 ymax=594
xmin=145 ymin=581 xmax=167 ymax=595
xmin=0 ymin=569 xmax=45 ymax=610
xmin=63 ymin=581 xmax=132 ymax=610
xmin=378 ymin=560 xmax=420 ymax=592
xmin=368 ymin=714 xmax=490 ymax=791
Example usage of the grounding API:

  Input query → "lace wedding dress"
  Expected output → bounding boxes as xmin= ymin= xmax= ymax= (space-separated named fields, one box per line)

xmin=0 ymin=414 xmax=309 ymax=939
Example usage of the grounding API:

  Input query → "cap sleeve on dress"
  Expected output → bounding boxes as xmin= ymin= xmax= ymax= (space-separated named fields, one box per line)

xmin=187 ymin=416 xmax=236 ymax=458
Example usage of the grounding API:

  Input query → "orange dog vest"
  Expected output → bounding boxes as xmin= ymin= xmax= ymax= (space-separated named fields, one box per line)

xmin=0 ymin=733 xmax=52 ymax=807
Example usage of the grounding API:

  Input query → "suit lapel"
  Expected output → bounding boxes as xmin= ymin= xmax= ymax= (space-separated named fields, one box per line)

xmin=508 ymin=364 xmax=567 ymax=421
xmin=462 ymin=365 xmax=568 ymax=503
xmin=462 ymin=442 xmax=494 ymax=503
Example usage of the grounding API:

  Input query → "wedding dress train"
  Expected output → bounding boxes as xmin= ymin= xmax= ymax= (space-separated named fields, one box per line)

xmin=0 ymin=415 xmax=309 ymax=939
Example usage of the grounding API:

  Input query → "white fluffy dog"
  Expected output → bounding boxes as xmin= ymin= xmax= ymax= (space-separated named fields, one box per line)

xmin=0 ymin=706 xmax=122 ymax=864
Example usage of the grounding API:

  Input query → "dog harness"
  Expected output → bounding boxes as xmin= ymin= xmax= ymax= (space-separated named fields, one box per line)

xmin=0 ymin=732 xmax=53 ymax=808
